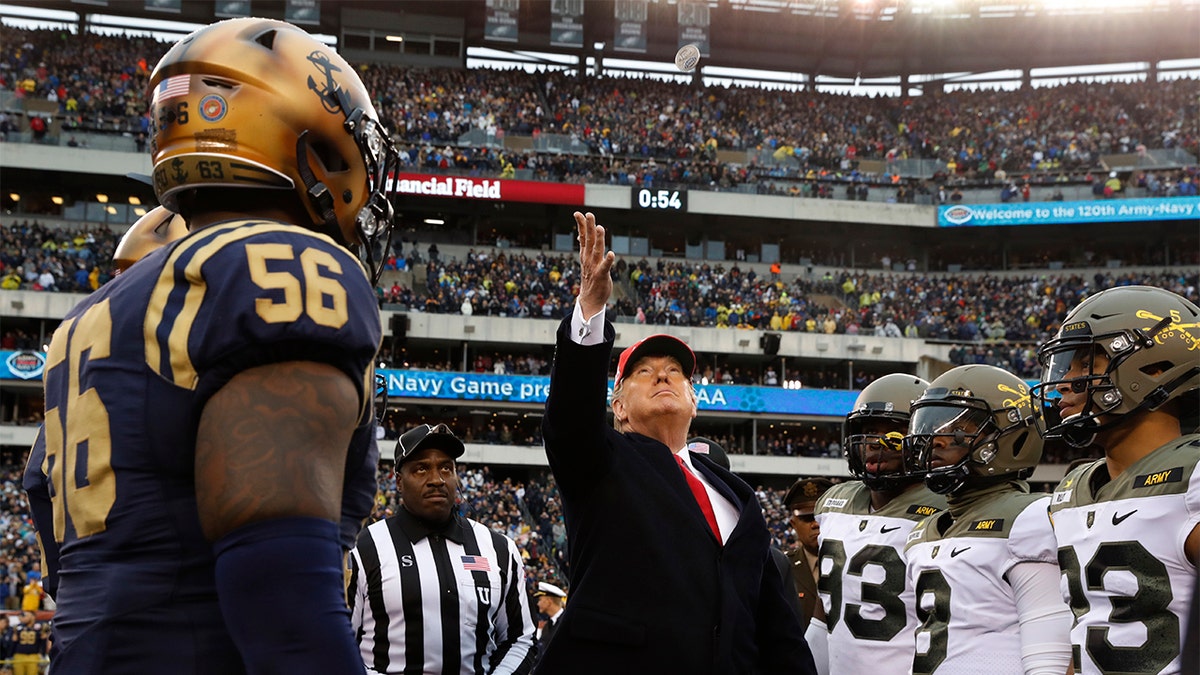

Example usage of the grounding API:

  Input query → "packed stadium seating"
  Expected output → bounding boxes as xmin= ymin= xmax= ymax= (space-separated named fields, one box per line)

xmin=1 ymin=18 xmax=1198 ymax=636
xmin=2 ymin=25 xmax=1198 ymax=203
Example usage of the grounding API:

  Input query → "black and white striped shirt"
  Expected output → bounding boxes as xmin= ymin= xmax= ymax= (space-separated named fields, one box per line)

xmin=348 ymin=508 xmax=537 ymax=675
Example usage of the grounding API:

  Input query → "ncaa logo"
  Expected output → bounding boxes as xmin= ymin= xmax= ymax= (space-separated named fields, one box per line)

xmin=943 ymin=205 xmax=974 ymax=225
xmin=6 ymin=351 xmax=45 ymax=380
xmin=199 ymin=94 xmax=227 ymax=123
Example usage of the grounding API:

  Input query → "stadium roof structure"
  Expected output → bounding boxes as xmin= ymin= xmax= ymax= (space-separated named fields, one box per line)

xmin=3 ymin=0 xmax=1198 ymax=85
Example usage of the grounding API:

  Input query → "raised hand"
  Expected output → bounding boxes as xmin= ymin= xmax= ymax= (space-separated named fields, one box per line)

xmin=574 ymin=211 xmax=615 ymax=318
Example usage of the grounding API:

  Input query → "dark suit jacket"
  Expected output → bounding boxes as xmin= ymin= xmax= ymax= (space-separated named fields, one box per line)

xmin=771 ymin=547 xmax=807 ymax=627
xmin=786 ymin=548 xmax=821 ymax=627
xmin=537 ymin=317 xmax=815 ymax=675
xmin=538 ymin=614 xmax=560 ymax=659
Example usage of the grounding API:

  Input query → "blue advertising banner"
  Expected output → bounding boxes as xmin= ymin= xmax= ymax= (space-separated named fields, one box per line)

xmin=0 ymin=352 xmax=859 ymax=417
xmin=937 ymin=196 xmax=1199 ymax=227
xmin=381 ymin=369 xmax=859 ymax=417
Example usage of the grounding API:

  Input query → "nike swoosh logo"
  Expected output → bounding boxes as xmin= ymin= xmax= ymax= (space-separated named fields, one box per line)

xmin=880 ymin=525 xmax=901 ymax=533
xmin=950 ymin=547 xmax=971 ymax=558
xmin=1112 ymin=510 xmax=1138 ymax=526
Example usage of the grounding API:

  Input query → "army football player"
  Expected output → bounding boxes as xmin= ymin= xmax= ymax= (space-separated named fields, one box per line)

xmin=810 ymin=374 xmax=947 ymax=675
xmin=1034 ymin=285 xmax=1199 ymax=675
xmin=34 ymin=18 xmax=399 ymax=674
xmin=904 ymin=365 xmax=1072 ymax=675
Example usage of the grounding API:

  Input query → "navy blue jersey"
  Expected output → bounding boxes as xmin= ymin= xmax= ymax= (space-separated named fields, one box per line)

xmin=38 ymin=219 xmax=382 ymax=674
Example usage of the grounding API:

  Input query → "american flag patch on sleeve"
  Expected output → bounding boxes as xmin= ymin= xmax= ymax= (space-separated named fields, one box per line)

xmin=461 ymin=555 xmax=492 ymax=572
xmin=153 ymin=75 xmax=189 ymax=104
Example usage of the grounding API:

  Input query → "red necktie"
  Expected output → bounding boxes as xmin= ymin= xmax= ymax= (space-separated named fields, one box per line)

xmin=675 ymin=454 xmax=721 ymax=542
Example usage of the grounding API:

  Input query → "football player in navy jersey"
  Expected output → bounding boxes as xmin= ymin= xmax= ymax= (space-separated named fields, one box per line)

xmin=31 ymin=18 xmax=399 ymax=675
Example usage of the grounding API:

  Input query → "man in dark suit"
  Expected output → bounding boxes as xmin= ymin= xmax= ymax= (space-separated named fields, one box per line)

xmin=689 ymin=437 xmax=808 ymax=628
xmin=537 ymin=211 xmax=815 ymax=675
xmin=784 ymin=478 xmax=834 ymax=628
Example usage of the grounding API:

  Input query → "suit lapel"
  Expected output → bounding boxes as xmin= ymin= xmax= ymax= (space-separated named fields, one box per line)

xmin=692 ymin=456 xmax=743 ymax=509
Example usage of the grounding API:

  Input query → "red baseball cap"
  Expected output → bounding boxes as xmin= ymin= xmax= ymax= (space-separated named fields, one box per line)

xmin=614 ymin=334 xmax=696 ymax=388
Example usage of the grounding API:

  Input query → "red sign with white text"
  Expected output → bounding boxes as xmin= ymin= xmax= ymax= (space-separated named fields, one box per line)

xmin=389 ymin=173 xmax=585 ymax=206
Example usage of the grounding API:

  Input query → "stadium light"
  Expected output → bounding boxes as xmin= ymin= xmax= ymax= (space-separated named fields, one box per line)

xmin=385 ymin=35 xmax=403 ymax=42
xmin=424 ymin=218 xmax=445 ymax=225
xmin=96 ymin=193 xmax=108 ymax=203
xmin=8 ymin=193 xmax=17 ymax=202
xmin=51 ymin=196 xmax=63 ymax=205
xmin=128 ymin=196 xmax=141 ymax=205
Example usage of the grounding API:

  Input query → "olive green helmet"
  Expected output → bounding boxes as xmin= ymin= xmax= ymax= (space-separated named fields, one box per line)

xmin=904 ymin=365 xmax=1044 ymax=495
xmin=1032 ymin=285 xmax=1200 ymax=448
xmin=843 ymin=373 xmax=929 ymax=491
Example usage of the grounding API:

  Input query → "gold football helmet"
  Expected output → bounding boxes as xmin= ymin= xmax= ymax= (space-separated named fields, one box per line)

xmin=113 ymin=206 xmax=188 ymax=272
xmin=148 ymin=18 xmax=398 ymax=280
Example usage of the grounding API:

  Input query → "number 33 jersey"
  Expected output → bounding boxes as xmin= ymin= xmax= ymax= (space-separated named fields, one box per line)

xmin=38 ymin=219 xmax=382 ymax=672
xmin=814 ymin=481 xmax=947 ymax=675
xmin=1048 ymin=436 xmax=1200 ymax=675
xmin=904 ymin=484 xmax=1057 ymax=675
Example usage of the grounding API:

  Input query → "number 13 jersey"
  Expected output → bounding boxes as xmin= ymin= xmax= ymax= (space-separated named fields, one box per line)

xmin=1048 ymin=436 xmax=1200 ymax=675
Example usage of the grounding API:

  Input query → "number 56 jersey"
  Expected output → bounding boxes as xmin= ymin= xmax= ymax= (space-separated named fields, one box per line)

xmin=1048 ymin=437 xmax=1200 ymax=675
xmin=39 ymin=219 xmax=382 ymax=673
xmin=814 ymin=482 xmax=947 ymax=675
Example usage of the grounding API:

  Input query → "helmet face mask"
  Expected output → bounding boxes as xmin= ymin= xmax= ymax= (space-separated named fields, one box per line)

xmin=1032 ymin=286 xmax=1200 ymax=448
xmin=148 ymin=18 xmax=400 ymax=283
xmin=903 ymin=365 xmax=1043 ymax=496
xmin=843 ymin=373 xmax=929 ymax=492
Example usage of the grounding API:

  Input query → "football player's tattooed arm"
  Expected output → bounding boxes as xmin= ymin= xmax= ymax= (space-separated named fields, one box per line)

xmin=196 ymin=361 xmax=354 ymax=536
xmin=197 ymin=360 xmax=365 ymax=674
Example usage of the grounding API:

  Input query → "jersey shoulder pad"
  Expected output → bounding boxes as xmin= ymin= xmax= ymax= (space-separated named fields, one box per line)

xmin=816 ymin=481 xmax=867 ymax=514
xmin=904 ymin=512 xmax=946 ymax=550
xmin=1005 ymin=494 xmax=1056 ymax=563
xmin=143 ymin=219 xmax=381 ymax=392
xmin=1048 ymin=459 xmax=1103 ymax=512
xmin=1116 ymin=434 xmax=1200 ymax=499
xmin=951 ymin=487 xmax=1044 ymax=539
xmin=879 ymin=485 xmax=948 ymax=522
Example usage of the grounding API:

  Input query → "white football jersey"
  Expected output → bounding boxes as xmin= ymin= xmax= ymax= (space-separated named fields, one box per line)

xmin=1048 ymin=435 xmax=1200 ymax=675
xmin=904 ymin=483 xmax=1057 ymax=675
xmin=815 ymin=482 xmax=947 ymax=675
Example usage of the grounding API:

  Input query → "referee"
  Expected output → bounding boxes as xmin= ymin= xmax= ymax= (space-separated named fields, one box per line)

xmin=348 ymin=424 xmax=537 ymax=674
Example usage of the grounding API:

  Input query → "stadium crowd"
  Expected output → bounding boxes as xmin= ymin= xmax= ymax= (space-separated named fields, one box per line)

xmin=5 ymin=218 xmax=1198 ymax=384
xmin=2 ymin=25 xmax=1199 ymax=198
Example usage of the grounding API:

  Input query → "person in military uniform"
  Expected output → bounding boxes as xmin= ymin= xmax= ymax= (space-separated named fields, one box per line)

xmin=533 ymin=581 xmax=567 ymax=660
xmin=812 ymin=374 xmax=948 ymax=675
xmin=903 ymin=365 xmax=1072 ymax=675
xmin=784 ymin=477 xmax=834 ymax=627
xmin=1034 ymin=285 xmax=1200 ymax=675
